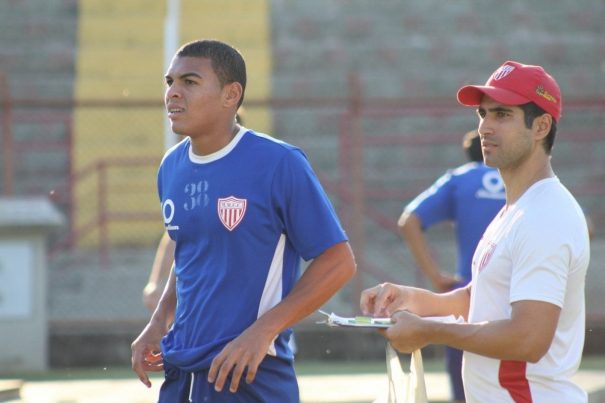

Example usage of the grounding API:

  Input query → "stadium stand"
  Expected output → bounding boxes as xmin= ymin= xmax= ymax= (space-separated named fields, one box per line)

xmin=0 ymin=0 xmax=603 ymax=367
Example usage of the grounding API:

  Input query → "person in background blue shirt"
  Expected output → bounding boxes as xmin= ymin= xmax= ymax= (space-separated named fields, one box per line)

xmin=397 ymin=129 xmax=505 ymax=403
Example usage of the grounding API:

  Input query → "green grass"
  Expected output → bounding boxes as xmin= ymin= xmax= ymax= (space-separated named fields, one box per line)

xmin=297 ymin=354 xmax=605 ymax=375
xmin=295 ymin=357 xmax=446 ymax=376
xmin=0 ymin=367 xmax=164 ymax=382
xmin=295 ymin=360 xmax=386 ymax=376
xmin=2 ymin=355 xmax=603 ymax=382
xmin=578 ymin=355 xmax=605 ymax=371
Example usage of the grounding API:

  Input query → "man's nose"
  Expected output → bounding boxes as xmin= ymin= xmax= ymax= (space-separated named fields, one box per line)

xmin=166 ymin=85 xmax=181 ymax=99
xmin=478 ymin=118 xmax=493 ymax=137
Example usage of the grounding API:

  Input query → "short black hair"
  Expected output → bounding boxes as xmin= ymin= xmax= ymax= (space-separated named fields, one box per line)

xmin=463 ymin=129 xmax=483 ymax=162
xmin=176 ymin=40 xmax=247 ymax=107
xmin=519 ymin=102 xmax=557 ymax=154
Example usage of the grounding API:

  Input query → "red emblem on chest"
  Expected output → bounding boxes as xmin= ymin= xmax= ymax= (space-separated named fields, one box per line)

xmin=478 ymin=241 xmax=497 ymax=273
xmin=217 ymin=196 xmax=247 ymax=231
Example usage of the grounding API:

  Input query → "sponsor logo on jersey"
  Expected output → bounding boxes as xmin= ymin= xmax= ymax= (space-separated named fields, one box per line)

xmin=162 ymin=199 xmax=179 ymax=231
xmin=476 ymin=171 xmax=506 ymax=200
xmin=217 ymin=196 xmax=247 ymax=231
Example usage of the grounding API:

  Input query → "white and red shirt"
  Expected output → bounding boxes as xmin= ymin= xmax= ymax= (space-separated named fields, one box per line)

xmin=464 ymin=177 xmax=590 ymax=402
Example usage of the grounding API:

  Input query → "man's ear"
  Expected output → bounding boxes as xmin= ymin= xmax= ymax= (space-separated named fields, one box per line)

xmin=223 ymin=82 xmax=243 ymax=108
xmin=534 ymin=113 xmax=552 ymax=141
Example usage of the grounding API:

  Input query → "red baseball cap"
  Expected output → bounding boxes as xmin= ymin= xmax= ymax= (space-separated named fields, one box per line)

xmin=457 ymin=61 xmax=562 ymax=121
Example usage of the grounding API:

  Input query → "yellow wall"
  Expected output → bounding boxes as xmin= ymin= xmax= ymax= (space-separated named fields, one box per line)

xmin=73 ymin=0 xmax=272 ymax=247
xmin=180 ymin=0 xmax=272 ymax=133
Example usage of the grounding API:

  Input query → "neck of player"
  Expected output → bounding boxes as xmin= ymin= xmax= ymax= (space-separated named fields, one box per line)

xmin=189 ymin=122 xmax=240 ymax=157
xmin=501 ymin=154 xmax=554 ymax=206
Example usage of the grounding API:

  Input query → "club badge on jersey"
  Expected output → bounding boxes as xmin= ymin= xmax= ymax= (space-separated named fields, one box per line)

xmin=217 ymin=196 xmax=247 ymax=231
xmin=476 ymin=240 xmax=497 ymax=273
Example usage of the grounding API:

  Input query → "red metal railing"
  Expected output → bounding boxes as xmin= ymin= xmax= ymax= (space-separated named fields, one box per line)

xmin=0 ymin=72 xmax=14 ymax=196
xmin=3 ymin=82 xmax=605 ymax=290
xmin=48 ymin=156 xmax=160 ymax=266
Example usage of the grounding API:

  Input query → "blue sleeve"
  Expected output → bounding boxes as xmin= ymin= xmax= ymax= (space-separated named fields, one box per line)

xmin=406 ymin=171 xmax=456 ymax=229
xmin=157 ymin=164 xmax=164 ymax=203
xmin=272 ymin=149 xmax=347 ymax=261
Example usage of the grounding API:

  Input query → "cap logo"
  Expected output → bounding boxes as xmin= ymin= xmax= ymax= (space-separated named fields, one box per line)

xmin=492 ymin=65 xmax=515 ymax=81
xmin=535 ymin=85 xmax=557 ymax=104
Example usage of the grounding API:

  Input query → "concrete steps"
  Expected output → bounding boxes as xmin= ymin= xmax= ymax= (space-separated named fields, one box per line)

xmin=0 ymin=0 xmax=77 ymax=196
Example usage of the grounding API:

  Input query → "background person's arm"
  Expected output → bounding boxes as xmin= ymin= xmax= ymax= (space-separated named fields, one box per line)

xmin=398 ymin=211 xmax=458 ymax=292
xmin=143 ymin=231 xmax=175 ymax=311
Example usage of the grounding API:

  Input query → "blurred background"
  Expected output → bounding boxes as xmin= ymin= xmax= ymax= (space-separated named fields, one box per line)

xmin=0 ymin=0 xmax=604 ymax=373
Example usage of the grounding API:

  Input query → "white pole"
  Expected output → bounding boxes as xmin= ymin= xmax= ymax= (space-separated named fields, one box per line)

xmin=163 ymin=0 xmax=181 ymax=150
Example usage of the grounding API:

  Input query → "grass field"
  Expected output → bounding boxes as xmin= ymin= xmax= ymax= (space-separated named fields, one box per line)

xmin=2 ymin=354 xmax=603 ymax=382
xmin=0 ymin=356 xmax=602 ymax=403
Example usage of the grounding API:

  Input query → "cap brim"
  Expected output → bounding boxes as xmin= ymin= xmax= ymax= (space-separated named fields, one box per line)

xmin=457 ymin=85 xmax=530 ymax=107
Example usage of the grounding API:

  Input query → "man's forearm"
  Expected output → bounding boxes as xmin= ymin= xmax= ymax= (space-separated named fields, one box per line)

xmin=252 ymin=241 xmax=356 ymax=337
xmin=424 ymin=299 xmax=559 ymax=362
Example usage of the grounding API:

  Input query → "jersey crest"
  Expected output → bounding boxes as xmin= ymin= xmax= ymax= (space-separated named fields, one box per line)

xmin=217 ymin=196 xmax=247 ymax=231
xmin=477 ymin=241 xmax=497 ymax=273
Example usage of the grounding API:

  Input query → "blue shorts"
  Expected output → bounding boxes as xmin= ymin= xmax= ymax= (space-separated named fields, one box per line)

xmin=158 ymin=355 xmax=299 ymax=403
xmin=444 ymin=281 xmax=466 ymax=401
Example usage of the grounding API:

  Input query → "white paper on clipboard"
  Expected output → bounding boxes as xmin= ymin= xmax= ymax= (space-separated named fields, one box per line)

xmin=317 ymin=310 xmax=463 ymax=329
xmin=316 ymin=310 xmax=393 ymax=328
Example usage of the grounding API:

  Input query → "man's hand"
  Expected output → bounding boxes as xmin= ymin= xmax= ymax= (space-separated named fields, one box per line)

xmin=207 ymin=324 xmax=273 ymax=393
xmin=131 ymin=322 xmax=166 ymax=388
xmin=382 ymin=310 xmax=430 ymax=353
xmin=360 ymin=282 xmax=411 ymax=317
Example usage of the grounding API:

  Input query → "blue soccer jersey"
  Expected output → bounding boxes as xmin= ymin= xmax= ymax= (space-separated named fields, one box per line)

xmin=157 ymin=127 xmax=347 ymax=371
xmin=405 ymin=162 xmax=505 ymax=284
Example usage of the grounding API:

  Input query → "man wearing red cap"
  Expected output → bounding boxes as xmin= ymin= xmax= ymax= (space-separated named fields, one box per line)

xmin=361 ymin=61 xmax=590 ymax=402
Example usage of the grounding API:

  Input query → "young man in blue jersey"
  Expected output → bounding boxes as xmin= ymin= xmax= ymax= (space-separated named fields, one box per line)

xmin=131 ymin=39 xmax=356 ymax=402
xmin=397 ymin=129 xmax=505 ymax=402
